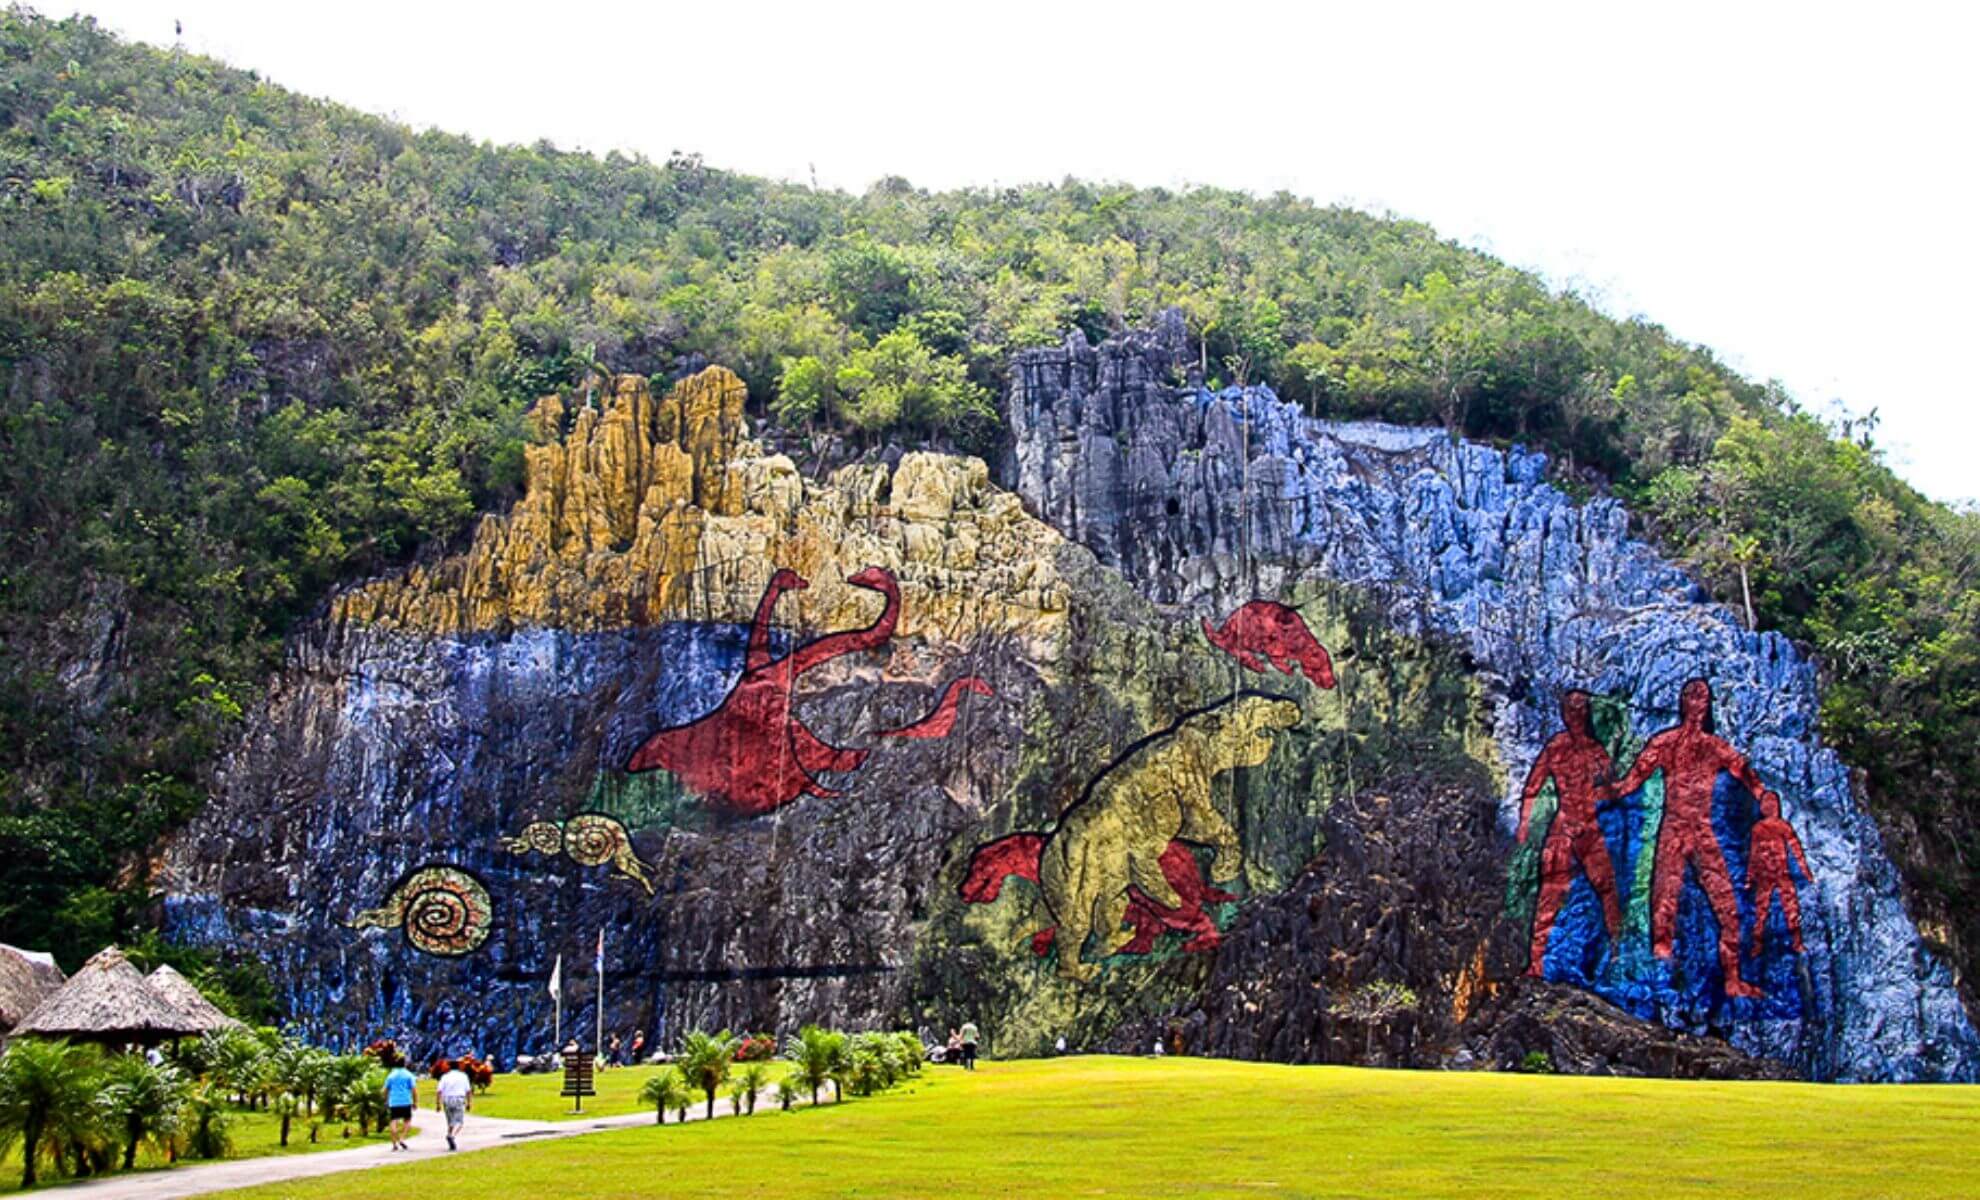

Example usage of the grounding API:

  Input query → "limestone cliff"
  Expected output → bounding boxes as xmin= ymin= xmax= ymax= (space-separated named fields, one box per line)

xmin=160 ymin=339 xmax=1978 ymax=1083
xmin=1006 ymin=318 xmax=1979 ymax=1081
xmin=335 ymin=369 xmax=1067 ymax=652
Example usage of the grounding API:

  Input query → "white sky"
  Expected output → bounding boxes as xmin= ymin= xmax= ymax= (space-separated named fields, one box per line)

xmin=74 ymin=1 xmax=1980 ymax=504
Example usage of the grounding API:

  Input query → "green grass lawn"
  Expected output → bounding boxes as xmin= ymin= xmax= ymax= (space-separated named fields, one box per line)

xmin=470 ymin=1060 xmax=788 ymax=1122
xmin=0 ymin=1105 xmax=409 ymax=1194
xmin=208 ymin=1056 xmax=1980 ymax=1200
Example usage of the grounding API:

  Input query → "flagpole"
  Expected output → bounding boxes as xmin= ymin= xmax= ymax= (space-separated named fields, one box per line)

xmin=551 ymin=954 xmax=562 ymax=1050
xmin=595 ymin=928 xmax=605 ymax=1062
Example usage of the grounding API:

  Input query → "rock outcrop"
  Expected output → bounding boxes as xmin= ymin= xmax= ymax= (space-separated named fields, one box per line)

xmin=1004 ymin=320 xmax=1980 ymax=1081
xmin=160 ymin=335 xmax=1978 ymax=1083
xmin=336 ymin=369 xmax=1068 ymax=651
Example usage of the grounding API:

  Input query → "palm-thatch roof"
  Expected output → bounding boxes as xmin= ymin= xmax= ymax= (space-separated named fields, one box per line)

xmin=11 ymin=946 xmax=206 ymax=1044
xmin=0 ymin=943 xmax=66 ymax=1034
xmin=146 ymin=964 xmax=243 ymax=1034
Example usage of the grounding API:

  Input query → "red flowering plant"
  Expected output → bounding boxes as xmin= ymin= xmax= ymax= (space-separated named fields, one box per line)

xmin=735 ymin=1034 xmax=777 ymax=1062
xmin=434 ymin=1052 xmax=498 ymax=1091
xmin=362 ymin=1039 xmax=402 ymax=1066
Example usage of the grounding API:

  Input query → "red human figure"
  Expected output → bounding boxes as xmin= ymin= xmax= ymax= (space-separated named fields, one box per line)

xmin=1202 ymin=601 xmax=1337 ymax=688
xmin=625 ymin=566 xmax=900 ymax=815
xmin=1516 ymin=690 xmax=1623 ymax=977
xmin=1746 ymin=791 xmax=1812 ymax=955
xmin=1610 ymin=678 xmax=1768 ymax=999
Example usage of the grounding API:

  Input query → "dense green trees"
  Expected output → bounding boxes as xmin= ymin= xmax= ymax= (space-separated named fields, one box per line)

xmin=1 ymin=8 xmax=1977 ymax=988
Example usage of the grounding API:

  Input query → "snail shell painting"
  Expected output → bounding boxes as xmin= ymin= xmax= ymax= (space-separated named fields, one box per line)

xmin=497 ymin=812 xmax=653 ymax=894
xmin=499 ymin=820 xmax=565 ymax=857
xmin=344 ymin=865 xmax=493 ymax=957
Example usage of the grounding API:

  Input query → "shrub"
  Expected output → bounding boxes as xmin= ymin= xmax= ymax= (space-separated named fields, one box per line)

xmin=182 ymin=1082 xmax=233 ymax=1160
xmin=0 ymin=1038 xmax=102 ymax=1187
xmin=637 ymin=1070 xmax=693 ymax=1125
xmin=361 ymin=1039 xmax=401 ymax=1067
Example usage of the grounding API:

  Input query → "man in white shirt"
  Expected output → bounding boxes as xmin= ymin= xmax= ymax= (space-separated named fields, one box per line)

xmin=435 ymin=1060 xmax=473 ymax=1151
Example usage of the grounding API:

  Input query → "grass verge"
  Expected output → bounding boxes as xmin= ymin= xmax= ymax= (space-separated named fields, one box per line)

xmin=206 ymin=1056 xmax=1980 ymax=1200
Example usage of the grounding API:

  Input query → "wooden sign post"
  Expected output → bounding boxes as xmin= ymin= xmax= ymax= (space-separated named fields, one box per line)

xmin=561 ymin=1050 xmax=597 ymax=1113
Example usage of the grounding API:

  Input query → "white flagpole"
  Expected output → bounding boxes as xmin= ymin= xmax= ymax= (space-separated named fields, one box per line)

xmin=550 ymin=954 xmax=562 ymax=1050
xmin=594 ymin=928 xmax=605 ymax=1061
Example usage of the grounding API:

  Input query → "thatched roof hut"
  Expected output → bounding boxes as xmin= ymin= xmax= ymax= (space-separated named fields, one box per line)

xmin=146 ymin=964 xmax=243 ymax=1034
xmin=0 ymin=943 xmax=66 ymax=1036
xmin=11 ymin=946 xmax=206 ymax=1045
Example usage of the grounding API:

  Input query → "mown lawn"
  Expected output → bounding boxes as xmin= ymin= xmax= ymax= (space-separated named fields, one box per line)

xmin=0 ymin=1105 xmax=407 ymax=1194
xmin=470 ymin=1060 xmax=788 ymax=1122
xmin=212 ymin=1056 xmax=1980 ymax=1200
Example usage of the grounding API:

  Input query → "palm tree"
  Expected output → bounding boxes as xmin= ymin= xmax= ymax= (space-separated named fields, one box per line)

xmin=673 ymin=1030 xmax=740 ymax=1120
xmin=637 ymin=1070 xmax=693 ymax=1125
xmin=351 ymin=1067 xmax=390 ymax=1135
xmin=319 ymin=1055 xmax=368 ymax=1137
xmin=783 ymin=1025 xmax=844 ymax=1107
xmin=734 ymin=1062 xmax=770 ymax=1115
xmin=182 ymin=1081 xmax=233 ymax=1160
xmin=295 ymin=1047 xmax=334 ymax=1121
xmin=98 ymin=1055 xmax=187 ymax=1169
xmin=894 ymin=1032 xmax=926 ymax=1076
xmin=208 ymin=1029 xmax=266 ymax=1107
xmin=0 ymin=1038 xmax=98 ymax=1187
xmin=273 ymin=1091 xmax=300 ymax=1147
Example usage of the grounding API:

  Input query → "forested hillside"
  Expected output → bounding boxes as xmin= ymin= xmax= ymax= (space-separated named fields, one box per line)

xmin=1 ymin=8 xmax=1974 ymax=1011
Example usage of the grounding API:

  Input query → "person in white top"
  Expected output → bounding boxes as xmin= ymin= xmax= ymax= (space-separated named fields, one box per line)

xmin=435 ymin=1061 xmax=473 ymax=1151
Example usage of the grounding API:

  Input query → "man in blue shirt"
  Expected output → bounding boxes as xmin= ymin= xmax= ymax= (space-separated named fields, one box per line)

xmin=384 ymin=1057 xmax=420 ymax=1151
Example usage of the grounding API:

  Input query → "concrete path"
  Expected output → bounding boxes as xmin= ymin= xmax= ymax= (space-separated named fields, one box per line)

xmin=44 ymin=1092 xmax=777 ymax=1200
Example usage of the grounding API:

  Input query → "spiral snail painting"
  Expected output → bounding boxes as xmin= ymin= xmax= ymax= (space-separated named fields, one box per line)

xmin=344 ymin=866 xmax=493 ymax=958
xmin=499 ymin=812 xmax=653 ymax=894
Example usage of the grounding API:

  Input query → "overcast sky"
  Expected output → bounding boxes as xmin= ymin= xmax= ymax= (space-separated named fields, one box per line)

xmin=75 ymin=1 xmax=1980 ymax=504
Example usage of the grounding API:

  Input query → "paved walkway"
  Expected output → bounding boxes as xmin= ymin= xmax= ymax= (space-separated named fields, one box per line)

xmin=45 ymin=1092 xmax=774 ymax=1200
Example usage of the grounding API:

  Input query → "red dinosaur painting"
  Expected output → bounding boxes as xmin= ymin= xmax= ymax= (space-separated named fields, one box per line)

xmin=961 ymin=835 xmax=1237 ymax=958
xmin=625 ymin=565 xmax=991 ymax=817
xmin=1202 ymin=601 xmax=1337 ymax=688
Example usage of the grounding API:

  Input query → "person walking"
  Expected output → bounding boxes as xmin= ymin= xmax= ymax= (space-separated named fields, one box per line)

xmin=959 ymin=1020 xmax=979 ymax=1071
xmin=384 ymin=1054 xmax=420 ymax=1152
xmin=606 ymin=1033 xmax=622 ymax=1069
xmin=436 ymin=1058 xmax=472 ymax=1151
xmin=629 ymin=1030 xmax=646 ymax=1064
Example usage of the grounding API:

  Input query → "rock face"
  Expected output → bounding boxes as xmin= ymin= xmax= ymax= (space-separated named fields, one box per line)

xmin=1005 ymin=319 xmax=1980 ymax=1081
xmin=162 ymin=333 xmax=1978 ymax=1083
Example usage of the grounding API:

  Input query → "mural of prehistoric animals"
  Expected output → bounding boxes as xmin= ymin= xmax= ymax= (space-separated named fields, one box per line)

xmin=624 ymin=566 xmax=992 ymax=816
xmin=962 ymin=692 xmax=1302 ymax=980
xmin=165 ymin=358 xmax=1979 ymax=1083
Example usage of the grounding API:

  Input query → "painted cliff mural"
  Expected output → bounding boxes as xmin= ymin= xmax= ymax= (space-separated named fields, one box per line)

xmin=1509 ymin=680 xmax=1815 ymax=1023
xmin=962 ymin=693 xmax=1302 ymax=981
xmin=158 ymin=329 xmax=1980 ymax=1082
xmin=623 ymin=564 xmax=992 ymax=816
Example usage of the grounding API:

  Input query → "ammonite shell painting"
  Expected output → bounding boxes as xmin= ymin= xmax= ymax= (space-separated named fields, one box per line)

xmin=346 ymin=865 xmax=493 ymax=958
xmin=562 ymin=813 xmax=632 ymax=867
